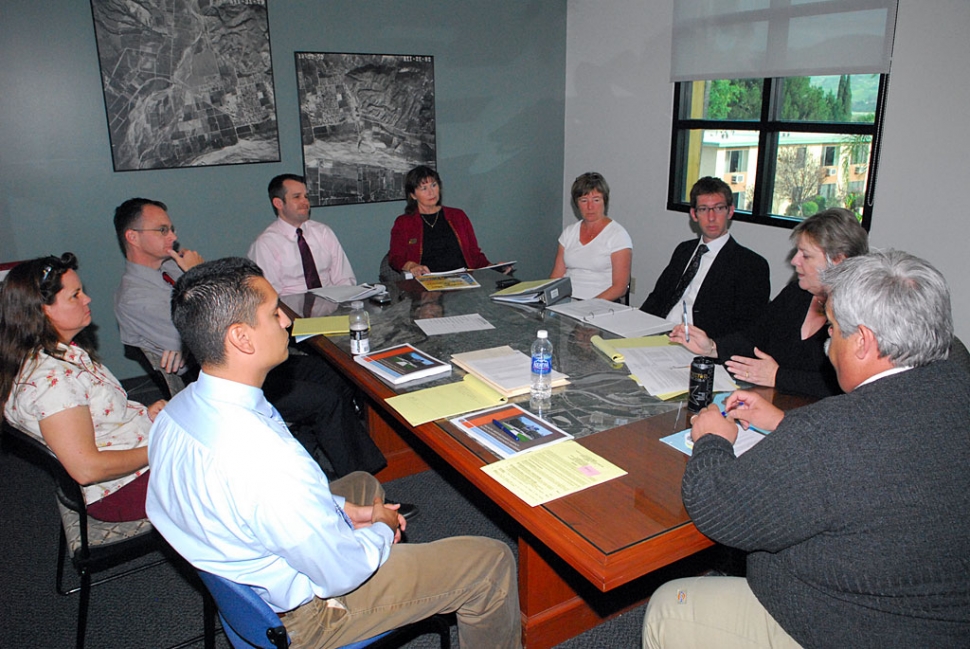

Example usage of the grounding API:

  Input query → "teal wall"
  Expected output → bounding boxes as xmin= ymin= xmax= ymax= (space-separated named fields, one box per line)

xmin=0 ymin=0 xmax=567 ymax=378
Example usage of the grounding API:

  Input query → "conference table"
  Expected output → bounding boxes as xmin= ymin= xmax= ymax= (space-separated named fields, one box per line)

xmin=282 ymin=270 xmax=807 ymax=648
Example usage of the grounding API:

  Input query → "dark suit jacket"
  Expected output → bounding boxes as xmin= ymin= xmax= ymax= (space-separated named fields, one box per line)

xmin=640 ymin=236 xmax=769 ymax=339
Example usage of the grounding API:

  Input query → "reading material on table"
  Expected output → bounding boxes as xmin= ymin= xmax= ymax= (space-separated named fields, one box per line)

xmin=547 ymin=298 xmax=673 ymax=338
xmin=660 ymin=425 xmax=767 ymax=457
xmin=451 ymin=345 xmax=569 ymax=398
xmin=481 ymin=441 xmax=627 ymax=507
xmin=621 ymin=343 xmax=736 ymax=397
xmin=310 ymin=283 xmax=385 ymax=303
xmin=450 ymin=404 xmax=573 ymax=459
xmin=353 ymin=344 xmax=451 ymax=386
xmin=291 ymin=315 xmax=349 ymax=338
xmin=590 ymin=333 xmax=671 ymax=363
xmin=416 ymin=273 xmax=480 ymax=292
xmin=489 ymin=277 xmax=571 ymax=305
xmin=414 ymin=313 xmax=494 ymax=336
xmin=384 ymin=374 xmax=507 ymax=426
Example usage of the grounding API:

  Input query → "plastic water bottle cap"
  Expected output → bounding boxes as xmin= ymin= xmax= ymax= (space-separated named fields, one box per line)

xmin=351 ymin=301 xmax=364 ymax=309
xmin=537 ymin=330 xmax=548 ymax=339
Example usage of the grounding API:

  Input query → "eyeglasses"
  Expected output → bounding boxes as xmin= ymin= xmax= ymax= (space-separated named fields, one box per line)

xmin=132 ymin=225 xmax=176 ymax=236
xmin=693 ymin=204 xmax=730 ymax=216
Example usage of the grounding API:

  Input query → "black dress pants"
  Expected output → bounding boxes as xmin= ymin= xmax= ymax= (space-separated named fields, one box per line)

xmin=262 ymin=353 xmax=386 ymax=477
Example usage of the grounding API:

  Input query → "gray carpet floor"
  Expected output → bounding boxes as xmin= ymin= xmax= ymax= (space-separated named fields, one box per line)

xmin=0 ymin=375 xmax=672 ymax=648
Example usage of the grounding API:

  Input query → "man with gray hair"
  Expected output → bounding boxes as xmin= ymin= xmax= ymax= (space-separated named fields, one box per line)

xmin=643 ymin=250 xmax=970 ymax=648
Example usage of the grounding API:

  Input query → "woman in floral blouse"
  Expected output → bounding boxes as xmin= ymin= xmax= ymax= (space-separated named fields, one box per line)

xmin=0 ymin=253 xmax=165 ymax=521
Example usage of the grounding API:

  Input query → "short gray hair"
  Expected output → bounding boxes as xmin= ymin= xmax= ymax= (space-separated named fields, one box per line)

xmin=822 ymin=250 xmax=952 ymax=367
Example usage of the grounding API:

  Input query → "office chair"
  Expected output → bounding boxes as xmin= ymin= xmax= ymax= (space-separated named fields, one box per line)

xmin=124 ymin=345 xmax=188 ymax=399
xmin=0 ymin=420 xmax=203 ymax=649
xmin=378 ymin=253 xmax=406 ymax=285
xmin=197 ymin=569 xmax=452 ymax=649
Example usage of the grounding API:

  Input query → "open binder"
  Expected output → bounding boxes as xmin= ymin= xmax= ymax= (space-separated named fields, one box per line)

xmin=489 ymin=277 xmax=571 ymax=306
xmin=547 ymin=298 xmax=673 ymax=338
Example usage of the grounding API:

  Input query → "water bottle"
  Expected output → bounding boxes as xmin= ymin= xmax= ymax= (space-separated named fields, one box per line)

xmin=349 ymin=300 xmax=370 ymax=355
xmin=530 ymin=329 xmax=553 ymax=402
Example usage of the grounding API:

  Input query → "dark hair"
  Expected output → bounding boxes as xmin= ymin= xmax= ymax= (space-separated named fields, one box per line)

xmin=689 ymin=177 xmax=733 ymax=208
xmin=113 ymin=198 xmax=168 ymax=257
xmin=267 ymin=174 xmax=306 ymax=217
xmin=171 ymin=257 xmax=265 ymax=367
xmin=404 ymin=165 xmax=442 ymax=214
xmin=0 ymin=253 xmax=98 ymax=406
xmin=791 ymin=208 xmax=869 ymax=265
xmin=570 ymin=172 xmax=610 ymax=215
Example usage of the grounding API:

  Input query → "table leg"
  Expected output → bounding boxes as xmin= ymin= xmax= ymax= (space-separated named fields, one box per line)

xmin=364 ymin=400 xmax=430 ymax=481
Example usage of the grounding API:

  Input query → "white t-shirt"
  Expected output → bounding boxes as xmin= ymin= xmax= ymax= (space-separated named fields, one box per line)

xmin=558 ymin=220 xmax=633 ymax=299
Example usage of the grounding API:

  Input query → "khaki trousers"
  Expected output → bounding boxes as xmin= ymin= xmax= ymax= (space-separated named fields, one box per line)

xmin=642 ymin=576 xmax=803 ymax=649
xmin=284 ymin=472 xmax=521 ymax=649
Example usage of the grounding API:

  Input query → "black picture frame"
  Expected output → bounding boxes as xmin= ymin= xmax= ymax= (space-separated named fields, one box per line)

xmin=90 ymin=0 xmax=281 ymax=171
xmin=294 ymin=51 xmax=437 ymax=207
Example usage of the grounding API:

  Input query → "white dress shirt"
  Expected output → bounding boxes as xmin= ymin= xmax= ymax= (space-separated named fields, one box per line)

xmin=146 ymin=372 xmax=393 ymax=612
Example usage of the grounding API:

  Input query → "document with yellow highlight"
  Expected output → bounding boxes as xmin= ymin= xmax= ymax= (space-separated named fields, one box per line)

xmin=481 ymin=441 xmax=627 ymax=507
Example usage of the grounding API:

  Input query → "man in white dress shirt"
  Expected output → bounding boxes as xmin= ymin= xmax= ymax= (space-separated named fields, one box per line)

xmin=147 ymin=257 xmax=521 ymax=648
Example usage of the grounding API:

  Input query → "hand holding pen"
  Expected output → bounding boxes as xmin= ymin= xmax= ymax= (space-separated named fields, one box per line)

xmin=721 ymin=390 xmax=785 ymax=433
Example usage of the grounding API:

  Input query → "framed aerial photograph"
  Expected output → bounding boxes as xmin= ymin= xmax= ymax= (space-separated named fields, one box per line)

xmin=295 ymin=52 xmax=436 ymax=206
xmin=90 ymin=0 xmax=280 ymax=171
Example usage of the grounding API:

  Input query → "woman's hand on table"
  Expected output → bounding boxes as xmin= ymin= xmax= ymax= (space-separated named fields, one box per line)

xmin=404 ymin=262 xmax=430 ymax=277
xmin=724 ymin=347 xmax=778 ymax=387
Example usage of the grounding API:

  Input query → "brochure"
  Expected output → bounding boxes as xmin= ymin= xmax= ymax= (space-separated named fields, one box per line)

xmin=353 ymin=344 xmax=451 ymax=385
xmin=416 ymin=273 xmax=481 ymax=291
xmin=451 ymin=404 xmax=573 ymax=459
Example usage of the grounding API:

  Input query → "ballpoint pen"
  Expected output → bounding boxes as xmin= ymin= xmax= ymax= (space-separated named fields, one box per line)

xmin=492 ymin=419 xmax=527 ymax=443
xmin=682 ymin=300 xmax=690 ymax=342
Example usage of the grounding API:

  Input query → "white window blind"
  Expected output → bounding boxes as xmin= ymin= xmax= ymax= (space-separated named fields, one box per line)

xmin=671 ymin=0 xmax=898 ymax=82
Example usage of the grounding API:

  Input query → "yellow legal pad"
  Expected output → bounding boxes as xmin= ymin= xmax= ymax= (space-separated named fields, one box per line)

xmin=291 ymin=315 xmax=349 ymax=337
xmin=385 ymin=374 xmax=506 ymax=426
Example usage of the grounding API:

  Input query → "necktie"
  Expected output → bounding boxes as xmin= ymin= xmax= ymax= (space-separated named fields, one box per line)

xmin=663 ymin=243 xmax=708 ymax=316
xmin=296 ymin=228 xmax=322 ymax=290
xmin=161 ymin=271 xmax=176 ymax=287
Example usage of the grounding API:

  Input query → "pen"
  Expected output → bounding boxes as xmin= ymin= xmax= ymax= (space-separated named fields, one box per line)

xmin=682 ymin=300 xmax=690 ymax=342
xmin=721 ymin=401 xmax=745 ymax=417
xmin=492 ymin=419 xmax=527 ymax=442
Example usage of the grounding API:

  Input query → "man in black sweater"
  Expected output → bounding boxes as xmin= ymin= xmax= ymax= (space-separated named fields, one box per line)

xmin=643 ymin=250 xmax=970 ymax=648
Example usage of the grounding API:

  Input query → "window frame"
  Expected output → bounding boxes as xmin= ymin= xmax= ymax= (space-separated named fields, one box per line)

xmin=667 ymin=75 xmax=889 ymax=231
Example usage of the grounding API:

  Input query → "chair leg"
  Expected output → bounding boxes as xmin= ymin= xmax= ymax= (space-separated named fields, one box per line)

xmin=76 ymin=569 xmax=91 ymax=649
xmin=203 ymin=588 xmax=217 ymax=649
xmin=434 ymin=614 xmax=452 ymax=649
xmin=56 ymin=528 xmax=71 ymax=595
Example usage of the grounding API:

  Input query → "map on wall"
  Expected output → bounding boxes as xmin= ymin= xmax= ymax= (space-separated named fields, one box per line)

xmin=90 ymin=0 xmax=280 ymax=171
xmin=295 ymin=52 xmax=436 ymax=207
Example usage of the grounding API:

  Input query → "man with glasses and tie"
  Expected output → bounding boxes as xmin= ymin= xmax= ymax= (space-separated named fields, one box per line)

xmin=248 ymin=174 xmax=356 ymax=296
xmin=639 ymin=177 xmax=770 ymax=339
xmin=112 ymin=197 xmax=387 ymax=480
